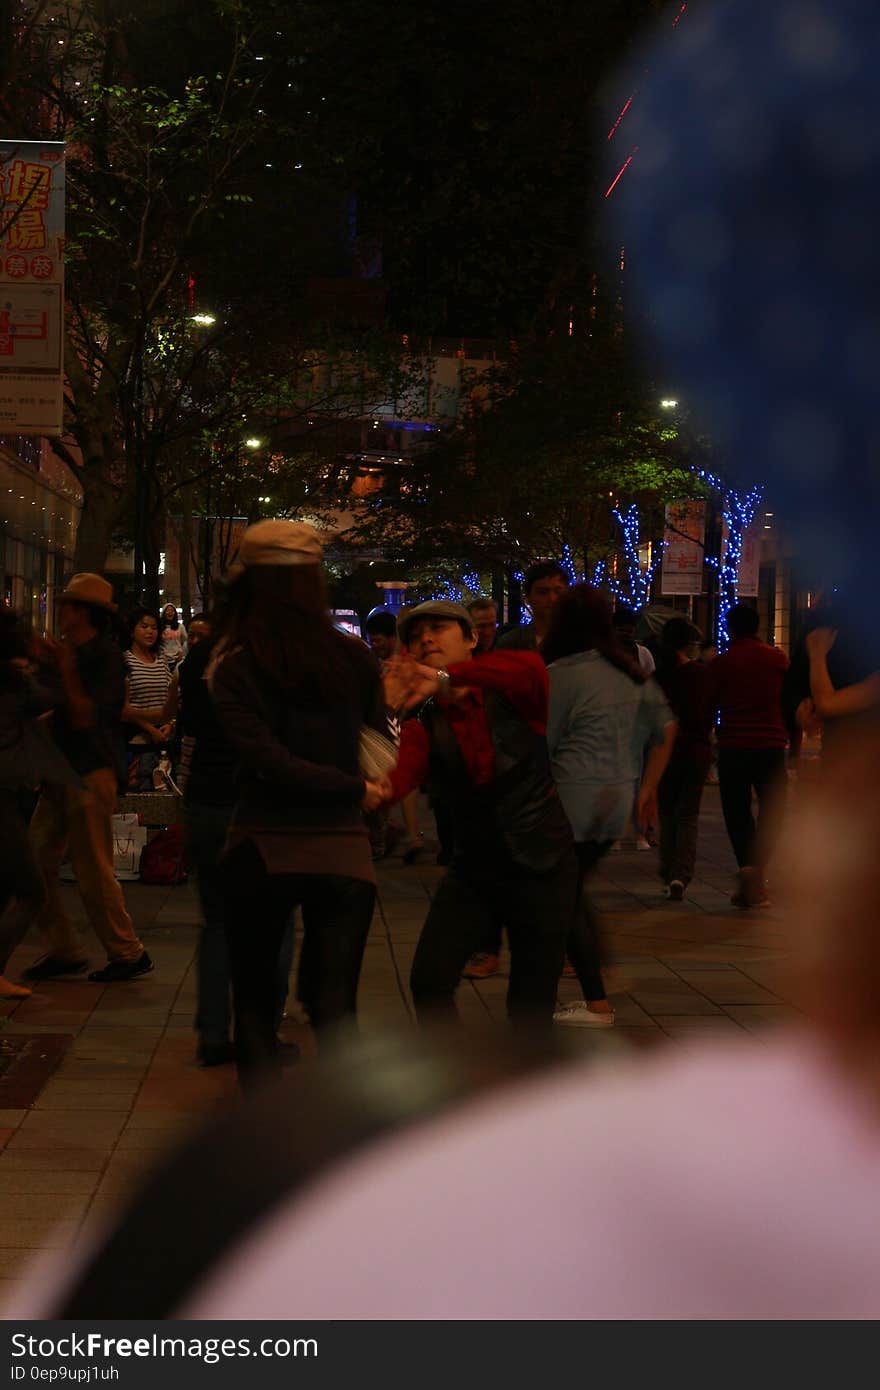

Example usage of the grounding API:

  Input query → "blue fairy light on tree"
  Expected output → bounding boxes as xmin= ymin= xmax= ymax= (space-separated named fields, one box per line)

xmin=694 ymin=467 xmax=764 ymax=648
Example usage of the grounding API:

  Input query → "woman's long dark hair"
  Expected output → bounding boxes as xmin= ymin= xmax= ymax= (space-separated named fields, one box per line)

xmin=126 ymin=607 xmax=160 ymax=653
xmin=541 ymin=584 xmax=645 ymax=683
xmin=213 ymin=564 xmax=350 ymax=703
xmin=162 ymin=604 xmax=180 ymax=630
xmin=655 ymin=617 xmax=702 ymax=685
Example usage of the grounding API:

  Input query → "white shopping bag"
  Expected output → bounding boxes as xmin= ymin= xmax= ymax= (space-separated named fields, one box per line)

xmin=113 ymin=824 xmax=148 ymax=882
xmin=359 ymin=725 xmax=399 ymax=781
xmin=60 ymin=815 xmax=148 ymax=883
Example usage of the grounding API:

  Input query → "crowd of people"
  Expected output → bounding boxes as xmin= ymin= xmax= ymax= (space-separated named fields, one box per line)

xmin=0 ymin=528 xmax=873 ymax=1078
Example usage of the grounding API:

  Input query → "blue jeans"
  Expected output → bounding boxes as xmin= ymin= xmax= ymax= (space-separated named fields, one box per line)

xmin=185 ymin=804 xmax=294 ymax=1047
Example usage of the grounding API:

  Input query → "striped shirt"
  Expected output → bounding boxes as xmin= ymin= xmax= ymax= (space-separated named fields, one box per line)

xmin=124 ymin=651 xmax=172 ymax=744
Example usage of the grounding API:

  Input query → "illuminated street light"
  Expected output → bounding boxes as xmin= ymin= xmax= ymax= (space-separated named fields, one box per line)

xmin=660 ymin=398 xmax=679 ymax=409
xmin=191 ymin=313 xmax=216 ymax=326
xmin=244 ymin=437 xmax=263 ymax=449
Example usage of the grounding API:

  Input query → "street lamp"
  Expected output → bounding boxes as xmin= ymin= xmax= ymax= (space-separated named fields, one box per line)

xmin=245 ymin=437 xmax=263 ymax=450
xmin=191 ymin=313 xmax=216 ymax=326
xmin=660 ymin=398 xmax=679 ymax=409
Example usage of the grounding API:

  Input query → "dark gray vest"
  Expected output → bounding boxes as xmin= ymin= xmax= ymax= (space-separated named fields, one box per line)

xmin=421 ymin=690 xmax=572 ymax=873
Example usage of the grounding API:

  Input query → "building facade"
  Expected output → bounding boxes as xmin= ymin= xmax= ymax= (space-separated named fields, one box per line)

xmin=0 ymin=434 xmax=81 ymax=632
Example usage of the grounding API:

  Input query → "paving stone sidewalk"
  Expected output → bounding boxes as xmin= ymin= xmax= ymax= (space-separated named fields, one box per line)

xmin=0 ymin=787 xmax=801 ymax=1303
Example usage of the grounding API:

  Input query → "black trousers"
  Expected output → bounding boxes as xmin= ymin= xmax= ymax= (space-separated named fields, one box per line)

xmin=717 ymin=747 xmax=787 ymax=872
xmin=431 ymin=798 xmax=456 ymax=860
xmin=222 ymin=839 xmax=376 ymax=1080
xmin=185 ymin=805 xmax=294 ymax=1048
xmin=657 ymin=746 xmax=712 ymax=886
xmin=565 ymin=841 xmax=613 ymax=1002
xmin=409 ymin=847 xmax=577 ymax=1027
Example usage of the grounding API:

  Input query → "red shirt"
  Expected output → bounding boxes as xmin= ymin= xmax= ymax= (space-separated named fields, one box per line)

xmin=706 ymin=638 xmax=790 ymax=749
xmin=390 ymin=650 xmax=549 ymax=800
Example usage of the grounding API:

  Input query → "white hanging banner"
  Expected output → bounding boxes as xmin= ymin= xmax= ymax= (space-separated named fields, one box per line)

xmin=721 ymin=523 xmax=762 ymax=597
xmin=661 ymin=499 xmax=706 ymax=595
xmin=736 ymin=526 xmax=761 ymax=597
xmin=0 ymin=140 xmax=65 ymax=434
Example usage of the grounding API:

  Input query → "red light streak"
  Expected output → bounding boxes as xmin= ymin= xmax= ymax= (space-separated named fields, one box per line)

xmin=604 ymin=148 xmax=638 ymax=199
xmin=672 ymin=3 xmax=686 ymax=26
xmin=607 ymin=92 xmax=635 ymax=141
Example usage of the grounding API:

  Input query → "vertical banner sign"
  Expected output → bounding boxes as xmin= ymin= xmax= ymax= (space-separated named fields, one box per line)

xmin=661 ymin=499 xmax=706 ymax=594
xmin=735 ymin=526 xmax=761 ymax=597
xmin=0 ymin=140 xmax=66 ymax=434
xmin=720 ymin=523 xmax=762 ymax=597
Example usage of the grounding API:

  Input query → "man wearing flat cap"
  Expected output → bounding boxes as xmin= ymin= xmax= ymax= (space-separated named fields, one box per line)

xmin=376 ymin=601 xmax=577 ymax=1027
xmin=25 ymin=574 xmax=152 ymax=984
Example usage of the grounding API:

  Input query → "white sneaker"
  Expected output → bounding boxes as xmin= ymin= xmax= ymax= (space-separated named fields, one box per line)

xmin=553 ymin=1002 xmax=615 ymax=1028
xmin=635 ymin=837 xmax=652 ymax=851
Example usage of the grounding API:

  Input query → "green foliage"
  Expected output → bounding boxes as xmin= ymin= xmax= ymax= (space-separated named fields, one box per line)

xmin=345 ymin=322 xmax=703 ymax=577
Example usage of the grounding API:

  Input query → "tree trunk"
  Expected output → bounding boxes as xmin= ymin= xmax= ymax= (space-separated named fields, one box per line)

xmin=506 ymin=567 xmax=523 ymax=626
xmin=73 ymin=460 xmax=121 ymax=576
xmin=142 ymin=473 xmax=163 ymax=614
xmin=177 ymin=485 xmax=194 ymax=623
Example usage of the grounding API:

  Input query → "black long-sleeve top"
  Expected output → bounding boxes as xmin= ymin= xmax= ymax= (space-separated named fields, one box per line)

xmin=210 ymin=634 xmax=387 ymax=881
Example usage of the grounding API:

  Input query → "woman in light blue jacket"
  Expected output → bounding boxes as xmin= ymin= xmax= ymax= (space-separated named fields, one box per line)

xmin=543 ymin=586 xmax=676 ymax=1027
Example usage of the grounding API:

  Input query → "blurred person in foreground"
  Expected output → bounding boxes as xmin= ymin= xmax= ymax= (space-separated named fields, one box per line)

xmin=372 ymin=599 xmax=577 ymax=1028
xmin=0 ymin=608 xmax=82 ymax=999
xmin=781 ymin=592 xmax=879 ymax=763
xmin=654 ymin=619 xmax=713 ymax=902
xmin=706 ymin=603 xmax=789 ymax=909
xmin=26 ymin=722 xmax=880 ymax=1320
xmin=209 ymin=521 xmax=387 ymax=1082
xmin=801 ymin=600 xmax=880 ymax=750
xmin=543 ymin=586 xmax=675 ymax=1027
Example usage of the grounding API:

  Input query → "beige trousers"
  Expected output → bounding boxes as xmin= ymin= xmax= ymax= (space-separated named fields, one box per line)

xmin=30 ymin=767 xmax=143 ymax=963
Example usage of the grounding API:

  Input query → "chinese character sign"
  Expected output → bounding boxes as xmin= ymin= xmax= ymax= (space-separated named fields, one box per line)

xmin=0 ymin=140 xmax=65 ymax=434
xmin=661 ymin=500 xmax=706 ymax=595
xmin=737 ymin=528 xmax=761 ymax=597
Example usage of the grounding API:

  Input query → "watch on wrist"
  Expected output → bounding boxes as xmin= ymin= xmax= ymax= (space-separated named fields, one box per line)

xmin=435 ymin=668 xmax=452 ymax=698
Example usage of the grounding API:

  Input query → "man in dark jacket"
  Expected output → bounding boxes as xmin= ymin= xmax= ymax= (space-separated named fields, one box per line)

xmin=375 ymin=600 xmax=578 ymax=1027
xmin=496 ymin=561 xmax=569 ymax=652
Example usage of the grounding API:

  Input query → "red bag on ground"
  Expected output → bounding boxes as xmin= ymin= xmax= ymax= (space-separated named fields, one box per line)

xmin=139 ymin=824 xmax=187 ymax=885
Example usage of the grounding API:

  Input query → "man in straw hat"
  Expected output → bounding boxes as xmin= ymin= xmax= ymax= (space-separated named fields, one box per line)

xmin=23 ymin=574 xmax=153 ymax=983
